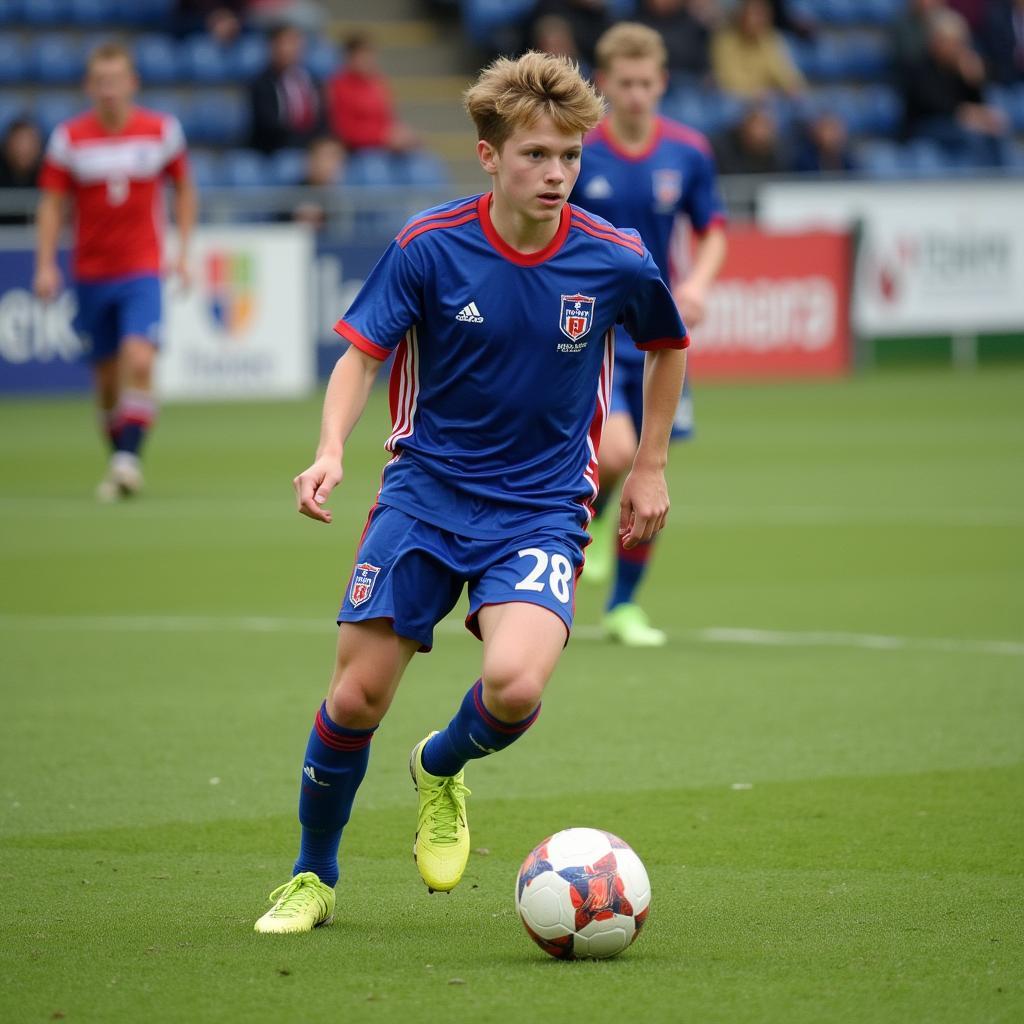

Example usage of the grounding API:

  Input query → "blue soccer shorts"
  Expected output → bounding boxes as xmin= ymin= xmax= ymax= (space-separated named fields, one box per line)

xmin=610 ymin=357 xmax=694 ymax=440
xmin=74 ymin=273 xmax=163 ymax=364
xmin=337 ymin=504 xmax=586 ymax=651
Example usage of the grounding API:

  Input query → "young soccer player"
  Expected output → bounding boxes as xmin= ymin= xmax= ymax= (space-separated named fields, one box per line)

xmin=572 ymin=23 xmax=727 ymax=646
xmin=254 ymin=50 xmax=689 ymax=934
xmin=34 ymin=42 xmax=196 ymax=501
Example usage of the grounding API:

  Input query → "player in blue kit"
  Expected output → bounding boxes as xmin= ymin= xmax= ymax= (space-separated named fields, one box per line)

xmin=572 ymin=23 xmax=728 ymax=647
xmin=255 ymin=51 xmax=689 ymax=934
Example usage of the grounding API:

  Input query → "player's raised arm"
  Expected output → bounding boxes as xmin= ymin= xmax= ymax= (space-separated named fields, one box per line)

xmin=293 ymin=345 xmax=381 ymax=523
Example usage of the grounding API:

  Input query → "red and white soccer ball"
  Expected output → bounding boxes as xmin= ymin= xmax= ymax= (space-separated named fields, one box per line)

xmin=515 ymin=827 xmax=651 ymax=960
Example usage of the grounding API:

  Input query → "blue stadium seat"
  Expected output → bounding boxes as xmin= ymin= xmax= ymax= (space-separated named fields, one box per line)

xmin=857 ymin=139 xmax=903 ymax=178
xmin=68 ymin=0 xmax=115 ymax=26
xmin=270 ymin=147 xmax=307 ymax=186
xmin=180 ymin=36 xmax=230 ymax=85
xmin=391 ymin=151 xmax=449 ymax=187
xmin=0 ymin=96 xmax=28 ymax=135
xmin=0 ymin=1 xmax=19 ymax=29
xmin=22 ymin=0 xmax=67 ymax=27
xmin=35 ymin=93 xmax=86 ymax=136
xmin=186 ymin=149 xmax=220 ymax=189
xmin=840 ymin=36 xmax=892 ymax=80
xmin=32 ymin=35 xmax=88 ymax=85
xmin=112 ymin=0 xmax=172 ymax=27
xmin=305 ymin=37 xmax=341 ymax=81
xmin=183 ymin=92 xmax=248 ymax=145
xmin=221 ymin=149 xmax=270 ymax=188
xmin=229 ymin=34 xmax=268 ymax=81
xmin=462 ymin=0 xmax=533 ymax=47
xmin=345 ymin=149 xmax=396 ymax=187
xmin=904 ymin=138 xmax=948 ymax=176
xmin=134 ymin=34 xmax=180 ymax=86
xmin=859 ymin=84 xmax=902 ymax=136
xmin=0 ymin=33 xmax=26 ymax=85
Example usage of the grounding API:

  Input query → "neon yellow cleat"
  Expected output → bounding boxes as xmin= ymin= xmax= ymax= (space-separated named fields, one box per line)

xmin=254 ymin=871 xmax=335 ymax=934
xmin=409 ymin=733 xmax=471 ymax=893
xmin=583 ymin=510 xmax=613 ymax=585
xmin=603 ymin=603 xmax=667 ymax=647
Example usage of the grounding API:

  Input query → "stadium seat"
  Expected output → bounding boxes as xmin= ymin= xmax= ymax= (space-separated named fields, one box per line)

xmin=32 ymin=35 xmax=88 ymax=85
xmin=134 ymin=34 xmax=180 ymax=86
xmin=462 ymin=0 xmax=533 ymax=47
xmin=0 ymin=33 xmax=26 ymax=85
xmin=0 ymin=96 xmax=28 ymax=134
xmin=0 ymin=1 xmax=18 ymax=29
xmin=220 ymin=149 xmax=270 ymax=188
xmin=305 ymin=38 xmax=341 ymax=81
xmin=345 ymin=149 xmax=396 ymax=187
xmin=841 ymin=36 xmax=892 ymax=80
xmin=903 ymin=138 xmax=948 ymax=176
xmin=269 ymin=147 xmax=307 ymax=186
xmin=112 ymin=0 xmax=172 ymax=27
xmin=183 ymin=92 xmax=248 ymax=145
xmin=391 ymin=151 xmax=449 ymax=187
xmin=859 ymin=84 xmax=902 ymax=136
xmin=68 ymin=0 xmax=116 ymax=26
xmin=186 ymin=149 xmax=220 ymax=189
xmin=229 ymin=34 xmax=268 ymax=81
xmin=22 ymin=0 xmax=67 ymax=28
xmin=856 ymin=139 xmax=903 ymax=178
xmin=180 ymin=36 xmax=230 ymax=85
xmin=35 ymin=93 xmax=86 ymax=136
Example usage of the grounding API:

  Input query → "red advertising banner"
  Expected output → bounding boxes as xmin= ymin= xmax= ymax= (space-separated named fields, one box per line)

xmin=686 ymin=228 xmax=851 ymax=378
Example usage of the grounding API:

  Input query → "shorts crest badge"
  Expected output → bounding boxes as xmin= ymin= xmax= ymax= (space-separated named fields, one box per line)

xmin=559 ymin=294 xmax=596 ymax=341
xmin=350 ymin=562 xmax=381 ymax=607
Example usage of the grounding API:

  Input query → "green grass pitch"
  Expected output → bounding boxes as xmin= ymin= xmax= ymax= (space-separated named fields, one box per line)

xmin=1 ymin=367 xmax=1022 ymax=1024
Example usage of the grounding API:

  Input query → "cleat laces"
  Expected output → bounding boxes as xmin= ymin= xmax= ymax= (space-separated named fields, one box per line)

xmin=266 ymin=872 xmax=326 ymax=918
xmin=424 ymin=777 xmax=471 ymax=846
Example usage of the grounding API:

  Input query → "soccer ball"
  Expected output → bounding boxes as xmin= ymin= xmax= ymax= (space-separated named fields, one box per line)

xmin=514 ymin=827 xmax=651 ymax=960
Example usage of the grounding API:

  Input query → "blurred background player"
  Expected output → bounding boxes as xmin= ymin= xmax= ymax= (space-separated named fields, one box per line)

xmin=34 ymin=42 xmax=196 ymax=501
xmin=572 ymin=22 xmax=726 ymax=646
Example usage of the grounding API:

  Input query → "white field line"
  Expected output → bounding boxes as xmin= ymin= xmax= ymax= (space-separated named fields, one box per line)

xmin=0 ymin=497 xmax=1022 ymax=527
xmin=0 ymin=613 xmax=1021 ymax=657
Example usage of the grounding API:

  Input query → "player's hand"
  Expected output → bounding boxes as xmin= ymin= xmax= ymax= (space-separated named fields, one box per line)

xmin=618 ymin=464 xmax=670 ymax=549
xmin=33 ymin=263 xmax=62 ymax=302
xmin=673 ymin=280 xmax=706 ymax=328
xmin=170 ymin=253 xmax=192 ymax=292
xmin=293 ymin=455 xmax=343 ymax=524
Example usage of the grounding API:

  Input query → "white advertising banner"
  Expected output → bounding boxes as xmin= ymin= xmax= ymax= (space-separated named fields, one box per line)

xmin=158 ymin=225 xmax=314 ymax=400
xmin=758 ymin=181 xmax=1024 ymax=336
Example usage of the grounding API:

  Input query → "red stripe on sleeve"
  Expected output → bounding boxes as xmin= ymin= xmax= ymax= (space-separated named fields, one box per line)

xmin=334 ymin=319 xmax=390 ymax=360
xmin=396 ymin=199 xmax=479 ymax=246
xmin=636 ymin=335 xmax=690 ymax=351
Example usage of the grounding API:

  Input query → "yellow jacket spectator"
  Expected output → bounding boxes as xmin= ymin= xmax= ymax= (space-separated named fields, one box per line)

xmin=712 ymin=0 xmax=806 ymax=98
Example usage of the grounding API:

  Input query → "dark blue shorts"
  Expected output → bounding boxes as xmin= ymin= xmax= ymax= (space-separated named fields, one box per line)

xmin=337 ymin=504 xmax=586 ymax=651
xmin=74 ymin=274 xmax=163 ymax=364
xmin=610 ymin=358 xmax=694 ymax=440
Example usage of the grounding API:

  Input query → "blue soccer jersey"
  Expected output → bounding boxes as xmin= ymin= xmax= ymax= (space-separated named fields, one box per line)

xmin=334 ymin=192 xmax=687 ymax=542
xmin=571 ymin=115 xmax=726 ymax=366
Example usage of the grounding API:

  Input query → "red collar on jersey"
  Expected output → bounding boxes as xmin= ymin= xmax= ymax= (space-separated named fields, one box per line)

xmin=477 ymin=192 xmax=571 ymax=267
xmin=595 ymin=116 xmax=664 ymax=163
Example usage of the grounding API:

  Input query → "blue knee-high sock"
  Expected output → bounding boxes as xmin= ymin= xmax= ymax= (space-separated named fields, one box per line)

xmin=293 ymin=702 xmax=376 ymax=887
xmin=607 ymin=536 xmax=655 ymax=610
xmin=421 ymin=680 xmax=540 ymax=778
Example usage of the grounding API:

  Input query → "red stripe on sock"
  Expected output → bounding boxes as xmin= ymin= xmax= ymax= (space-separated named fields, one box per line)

xmin=472 ymin=682 xmax=540 ymax=735
xmin=314 ymin=708 xmax=375 ymax=751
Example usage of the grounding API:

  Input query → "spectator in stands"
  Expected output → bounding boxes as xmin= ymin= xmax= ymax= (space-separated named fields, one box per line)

xmin=529 ymin=0 xmax=613 ymax=68
xmin=711 ymin=0 xmax=806 ymax=98
xmin=174 ymin=1 xmax=248 ymax=42
xmin=947 ymin=0 xmax=987 ymax=32
xmin=288 ymin=136 xmax=346 ymax=230
xmin=767 ymin=0 xmax=816 ymax=39
xmin=904 ymin=8 xmax=1009 ymax=166
xmin=891 ymin=0 xmax=946 ymax=76
xmin=713 ymin=101 xmax=787 ymax=173
xmin=636 ymin=0 xmax=718 ymax=80
xmin=0 ymin=117 xmax=42 ymax=226
xmin=792 ymin=112 xmax=856 ymax=173
xmin=249 ymin=23 xmax=325 ymax=154
xmin=327 ymin=33 xmax=417 ymax=153
xmin=978 ymin=0 xmax=1024 ymax=84
xmin=532 ymin=15 xmax=588 ymax=75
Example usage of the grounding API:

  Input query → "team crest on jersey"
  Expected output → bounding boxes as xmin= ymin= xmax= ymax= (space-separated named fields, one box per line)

xmin=349 ymin=562 xmax=381 ymax=607
xmin=560 ymin=294 xmax=596 ymax=342
xmin=653 ymin=168 xmax=683 ymax=211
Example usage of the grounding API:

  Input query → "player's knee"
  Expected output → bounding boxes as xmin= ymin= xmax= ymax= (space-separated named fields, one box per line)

xmin=326 ymin=674 xmax=389 ymax=729
xmin=601 ymin=436 xmax=636 ymax=477
xmin=481 ymin=663 xmax=547 ymax=722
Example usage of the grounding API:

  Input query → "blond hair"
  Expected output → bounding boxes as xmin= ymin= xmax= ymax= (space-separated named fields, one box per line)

xmin=464 ymin=51 xmax=604 ymax=151
xmin=595 ymin=22 xmax=668 ymax=71
xmin=87 ymin=40 xmax=136 ymax=74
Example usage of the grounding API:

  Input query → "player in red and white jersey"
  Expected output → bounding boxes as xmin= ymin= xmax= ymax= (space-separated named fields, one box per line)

xmin=35 ymin=41 xmax=197 ymax=501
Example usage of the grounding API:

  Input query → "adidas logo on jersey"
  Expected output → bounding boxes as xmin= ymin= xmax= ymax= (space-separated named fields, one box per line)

xmin=584 ymin=175 xmax=613 ymax=199
xmin=456 ymin=301 xmax=484 ymax=323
